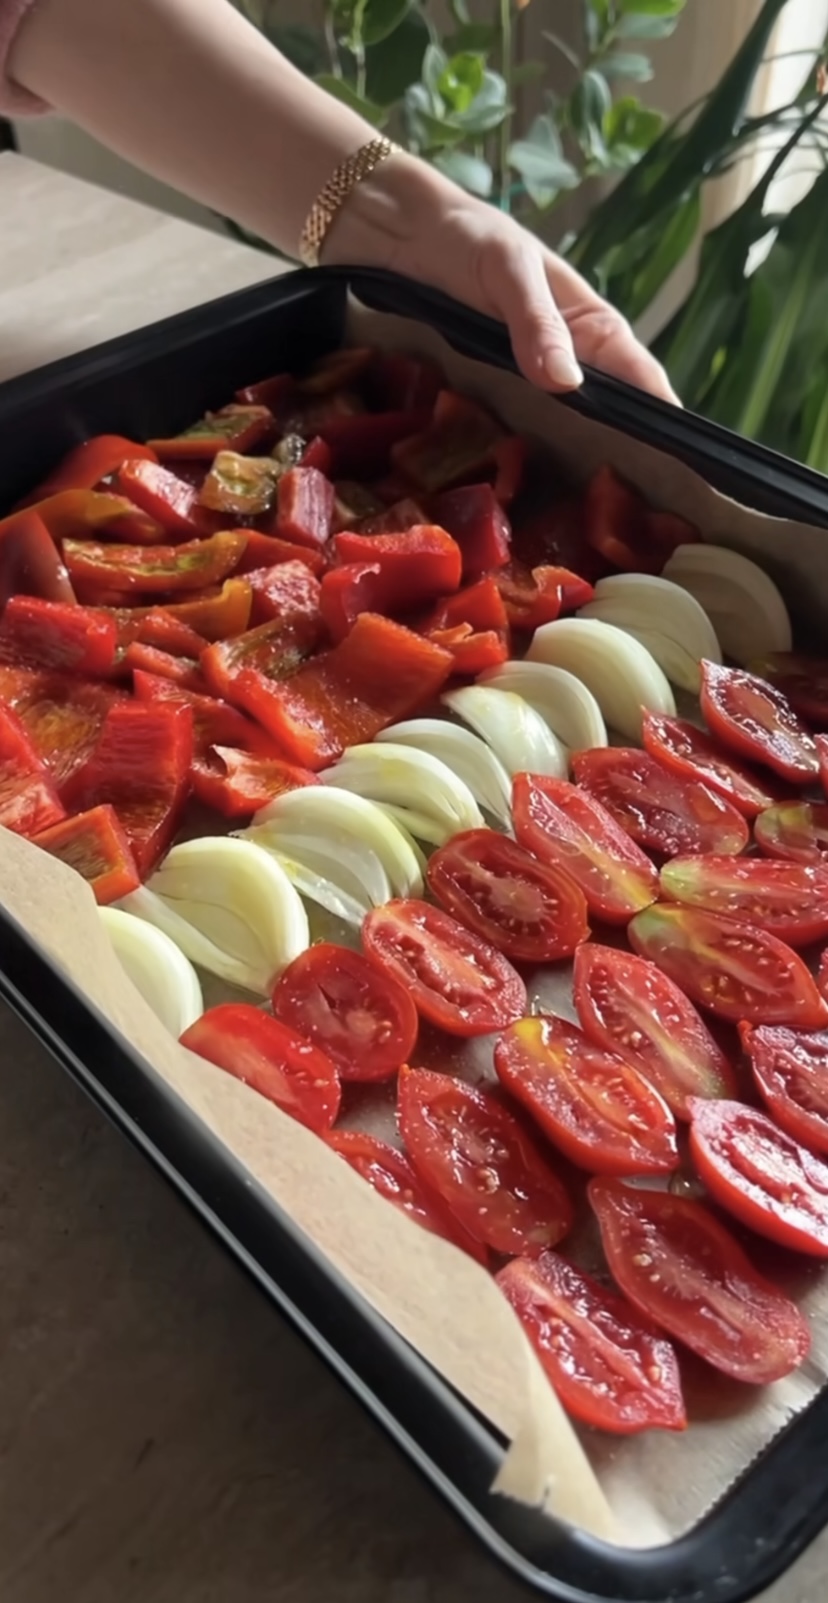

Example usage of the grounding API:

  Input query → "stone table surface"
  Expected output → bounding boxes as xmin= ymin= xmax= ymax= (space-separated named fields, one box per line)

xmin=0 ymin=150 xmax=824 ymax=1603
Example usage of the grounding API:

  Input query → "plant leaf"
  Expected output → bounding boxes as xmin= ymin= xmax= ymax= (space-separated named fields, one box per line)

xmin=542 ymin=30 xmax=582 ymax=70
xmin=433 ymin=150 xmax=494 ymax=196
xmin=597 ymin=52 xmax=654 ymax=82
xmin=616 ymin=12 xmax=683 ymax=39
xmin=509 ymin=112 xmax=580 ymax=206
xmin=314 ymin=74 xmax=388 ymax=124
xmin=422 ymin=43 xmax=449 ymax=96
xmin=438 ymin=50 xmax=486 ymax=114
xmin=365 ymin=8 xmax=428 ymax=102
xmin=454 ymin=70 xmax=511 ymax=133
xmin=445 ymin=23 xmax=499 ymax=53
xmin=361 ymin=0 xmax=412 ymax=46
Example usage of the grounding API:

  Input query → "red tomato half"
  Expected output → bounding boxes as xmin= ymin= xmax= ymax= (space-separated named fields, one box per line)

xmin=642 ymin=712 xmax=790 ymax=821
xmin=398 ymin=1067 xmax=573 ymax=1254
xmin=660 ymin=855 xmax=828 ymax=947
xmin=325 ymin=1130 xmax=486 ymax=1262
xmin=426 ymin=828 xmax=589 ymax=963
xmin=752 ymin=653 xmax=828 ymax=728
xmin=573 ymin=944 xmax=736 ymax=1119
xmin=512 ymin=773 xmax=658 ymax=925
xmin=180 ymin=1003 xmax=340 ymax=1133
xmin=755 ymin=801 xmax=828 ymax=865
xmin=589 ymin=1179 xmax=811 ymax=1385
xmin=572 ymin=747 xmax=749 ymax=859
xmin=700 ymin=661 xmax=819 ymax=784
xmin=689 ymin=1098 xmax=828 ymax=1258
xmin=496 ymin=1251 xmax=687 ymax=1435
xmin=271 ymin=943 xmax=418 ymax=1081
xmin=361 ymin=899 xmax=526 ymax=1037
xmin=628 ymin=903 xmax=828 ymax=1028
xmin=494 ymin=1014 xmax=678 ymax=1176
xmin=741 ymin=1023 xmax=828 ymax=1156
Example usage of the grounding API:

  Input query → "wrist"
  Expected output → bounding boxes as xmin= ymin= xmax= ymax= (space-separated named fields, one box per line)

xmin=320 ymin=148 xmax=452 ymax=273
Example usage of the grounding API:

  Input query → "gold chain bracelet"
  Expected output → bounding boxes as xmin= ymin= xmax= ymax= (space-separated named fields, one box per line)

xmin=299 ymin=136 xmax=399 ymax=268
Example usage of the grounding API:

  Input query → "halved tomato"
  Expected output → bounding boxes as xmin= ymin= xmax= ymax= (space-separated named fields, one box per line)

xmin=496 ymin=1251 xmax=687 ymax=1435
xmin=572 ymin=747 xmax=749 ymax=858
xmin=628 ymin=903 xmax=828 ymax=1028
xmin=689 ymin=1098 xmax=828 ymax=1258
xmin=397 ymin=1066 xmax=573 ymax=1255
xmin=180 ymin=1003 xmax=340 ymax=1133
xmin=589 ymin=1179 xmax=810 ymax=1384
xmin=512 ymin=773 xmax=658 ymax=925
xmin=660 ymin=855 xmax=828 ymax=947
xmin=325 ymin=1130 xmax=486 ymax=1262
xmin=271 ymin=943 xmax=418 ymax=1081
xmin=362 ymin=899 xmax=526 ymax=1037
xmin=700 ymin=661 xmax=819 ymax=784
xmin=741 ymin=1022 xmax=828 ymax=1156
xmin=573 ymin=943 xmax=736 ymax=1119
xmin=752 ymin=653 xmax=828 ymax=728
xmin=642 ymin=712 xmax=790 ymax=820
xmin=426 ymin=828 xmax=589 ymax=963
xmin=755 ymin=801 xmax=828 ymax=865
xmin=494 ymin=1014 xmax=678 ymax=1175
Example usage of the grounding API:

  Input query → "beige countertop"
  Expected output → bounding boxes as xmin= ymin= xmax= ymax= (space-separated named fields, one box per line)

xmin=0 ymin=151 xmax=823 ymax=1603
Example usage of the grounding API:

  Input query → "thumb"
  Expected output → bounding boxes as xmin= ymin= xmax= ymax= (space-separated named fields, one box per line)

xmin=478 ymin=236 xmax=584 ymax=392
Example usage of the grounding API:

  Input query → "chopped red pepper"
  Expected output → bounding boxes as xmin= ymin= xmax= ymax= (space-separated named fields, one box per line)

xmin=392 ymin=391 xmax=502 ymax=492
xmin=134 ymin=611 xmax=208 ymax=659
xmin=236 ymin=531 xmax=325 ymax=577
xmin=426 ymin=575 xmax=509 ymax=634
xmin=275 ymin=467 xmax=335 ymax=549
xmin=0 ymin=702 xmax=66 ymax=837
xmin=201 ymin=609 xmax=321 ymax=706
xmin=245 ymin=560 xmax=322 ymax=628
xmin=148 ymin=405 xmax=273 ymax=461
xmin=322 ymin=525 xmax=462 ymax=643
xmin=423 ymin=577 xmax=510 ymax=676
xmin=0 ymin=667 xmax=123 ymax=796
xmin=356 ymin=497 xmax=429 ymax=535
xmin=17 ymin=436 xmax=158 ymax=504
xmin=64 ymin=700 xmax=193 ymax=878
xmin=647 ymin=509 xmax=701 ymax=557
xmin=0 ymin=595 xmax=118 ymax=675
xmin=427 ymin=624 xmax=509 ymax=676
xmin=31 ymin=803 xmax=140 ymax=905
xmin=0 ymin=510 xmax=76 ymax=608
xmin=226 ymin=613 xmax=453 ymax=769
xmin=299 ymin=347 xmax=374 ymax=397
xmin=584 ymin=466 xmax=658 ymax=574
xmin=0 ymin=488 xmax=164 ymax=546
xmin=369 ymin=351 xmax=443 ymax=412
xmin=115 ymin=460 xmax=222 ymax=540
xmin=430 ymin=485 xmax=511 ymax=578
xmin=490 ymin=435 xmax=527 ymax=505
xmin=235 ymin=372 xmax=297 ymax=415
xmin=153 ymin=578 xmax=253 ymax=641
xmin=199 ymin=451 xmax=279 ymax=518
xmin=300 ymin=436 xmax=333 ymax=475
xmin=63 ymin=530 xmax=248 ymax=597
xmin=316 ymin=409 xmax=433 ymax=478
xmin=318 ymin=563 xmax=383 ymax=644
xmin=191 ymin=745 xmax=318 ymax=819
xmin=132 ymin=671 xmax=276 ymax=759
xmin=494 ymin=561 xmax=593 ymax=631
xmin=122 ymin=641 xmax=207 ymax=692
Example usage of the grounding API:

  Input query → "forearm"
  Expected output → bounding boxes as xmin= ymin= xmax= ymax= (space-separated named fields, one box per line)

xmin=9 ymin=0 xmax=424 ymax=259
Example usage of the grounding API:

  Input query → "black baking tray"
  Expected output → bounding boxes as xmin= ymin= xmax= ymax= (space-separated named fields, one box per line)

xmin=1 ymin=265 xmax=828 ymax=1603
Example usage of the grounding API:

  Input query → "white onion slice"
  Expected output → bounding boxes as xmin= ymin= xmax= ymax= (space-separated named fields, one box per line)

xmin=479 ymin=661 xmax=607 ymax=750
xmin=442 ymin=685 xmax=569 ymax=778
xmin=249 ymin=786 xmax=423 ymax=902
xmin=321 ymin=744 xmax=484 ymax=835
xmin=376 ymin=718 xmax=512 ymax=826
xmin=99 ymin=906 xmax=203 ymax=1037
xmin=663 ymin=543 xmax=791 ymax=665
xmin=527 ymin=617 xmax=675 ymax=740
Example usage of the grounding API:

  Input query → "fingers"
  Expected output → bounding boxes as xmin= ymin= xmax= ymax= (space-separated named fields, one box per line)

xmin=476 ymin=234 xmax=585 ymax=393
xmin=546 ymin=254 xmax=682 ymax=406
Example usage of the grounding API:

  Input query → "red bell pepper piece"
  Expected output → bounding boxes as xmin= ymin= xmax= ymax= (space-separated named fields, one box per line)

xmin=151 ymin=578 xmax=253 ymax=641
xmin=0 ymin=510 xmax=76 ymax=608
xmin=65 ymin=700 xmax=193 ymax=878
xmin=315 ymin=409 xmax=433 ymax=478
xmin=236 ymin=530 xmax=325 ymax=577
xmin=31 ymin=803 xmax=140 ymax=905
xmin=392 ymin=391 xmax=502 ymax=493
xmin=369 ymin=352 xmax=443 ymax=412
xmin=647 ymin=509 xmax=701 ymax=557
xmin=245 ymin=560 xmax=323 ymax=628
xmin=201 ymin=609 xmax=322 ymax=706
xmin=134 ymin=611 xmax=208 ymax=659
xmin=148 ymin=405 xmax=273 ymax=461
xmin=63 ymin=530 xmax=248 ymax=597
xmin=198 ymin=451 xmax=279 ymax=518
xmin=0 ymin=667 xmax=124 ymax=796
xmin=430 ymin=485 xmax=511 ymax=578
xmin=191 ymin=745 xmax=318 ymax=819
xmin=318 ymin=563 xmax=383 ymax=644
xmin=227 ymin=613 xmax=453 ymax=769
xmin=275 ymin=467 xmax=335 ymax=549
xmin=115 ymin=460 xmax=222 ymax=540
xmin=426 ymin=575 xmax=509 ymax=635
xmin=300 ymin=436 xmax=333 ymax=475
xmin=322 ymin=526 xmax=462 ymax=644
xmin=494 ymin=561 xmax=593 ymax=631
xmin=17 ymin=436 xmax=158 ymax=505
xmin=0 ymin=595 xmax=118 ymax=675
xmin=0 ymin=703 xmax=66 ymax=837
xmin=0 ymin=488 xmax=164 ymax=546
xmin=132 ymin=671 xmax=277 ymax=759
xmin=299 ymin=346 xmax=375 ymax=397
xmin=427 ymin=623 xmax=509 ymax=676
xmin=235 ymin=372 xmax=297 ymax=415
xmin=584 ymin=466 xmax=659 ymax=574
xmin=356 ymin=497 xmax=429 ymax=535
xmin=122 ymin=641 xmax=207 ymax=692
xmin=423 ymin=578 xmax=510 ymax=677
xmin=490 ymin=435 xmax=527 ymax=505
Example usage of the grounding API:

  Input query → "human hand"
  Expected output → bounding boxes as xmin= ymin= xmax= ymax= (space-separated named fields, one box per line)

xmin=324 ymin=150 xmax=679 ymax=405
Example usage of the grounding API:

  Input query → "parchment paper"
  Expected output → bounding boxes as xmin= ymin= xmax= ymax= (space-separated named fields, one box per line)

xmin=2 ymin=297 xmax=827 ymax=1551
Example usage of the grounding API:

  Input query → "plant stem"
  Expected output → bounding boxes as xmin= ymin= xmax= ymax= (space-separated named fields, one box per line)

xmin=498 ymin=0 xmax=513 ymax=211
xmin=323 ymin=3 xmax=343 ymax=78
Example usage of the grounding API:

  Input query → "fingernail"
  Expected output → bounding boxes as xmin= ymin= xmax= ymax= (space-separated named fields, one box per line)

xmin=546 ymin=350 xmax=583 ymax=390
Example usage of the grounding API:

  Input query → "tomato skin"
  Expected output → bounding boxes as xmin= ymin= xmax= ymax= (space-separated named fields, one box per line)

xmin=700 ymin=661 xmax=819 ymax=784
xmin=362 ymin=899 xmax=526 ymax=1037
xmin=689 ymin=1098 xmax=828 ymax=1258
xmin=660 ymin=855 xmax=828 ymax=948
xmin=752 ymin=653 xmax=828 ymax=728
xmin=642 ymin=712 xmax=790 ymax=820
xmin=397 ymin=1066 xmax=573 ymax=1254
xmin=180 ymin=1003 xmax=340 ymax=1134
xmin=755 ymin=801 xmax=828 ymax=865
xmin=271 ymin=942 xmax=418 ymax=1081
xmin=324 ymin=1130 xmax=487 ymax=1262
xmin=588 ymin=1179 xmax=811 ymax=1385
xmin=494 ymin=1014 xmax=678 ymax=1176
xmin=573 ymin=943 xmax=736 ymax=1119
xmin=628 ymin=903 xmax=828 ymax=1028
xmin=426 ymin=828 xmax=589 ymax=963
xmin=741 ymin=1023 xmax=828 ymax=1156
xmin=572 ymin=747 xmax=749 ymax=859
xmin=496 ymin=1251 xmax=687 ymax=1434
xmin=512 ymin=773 xmax=658 ymax=925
